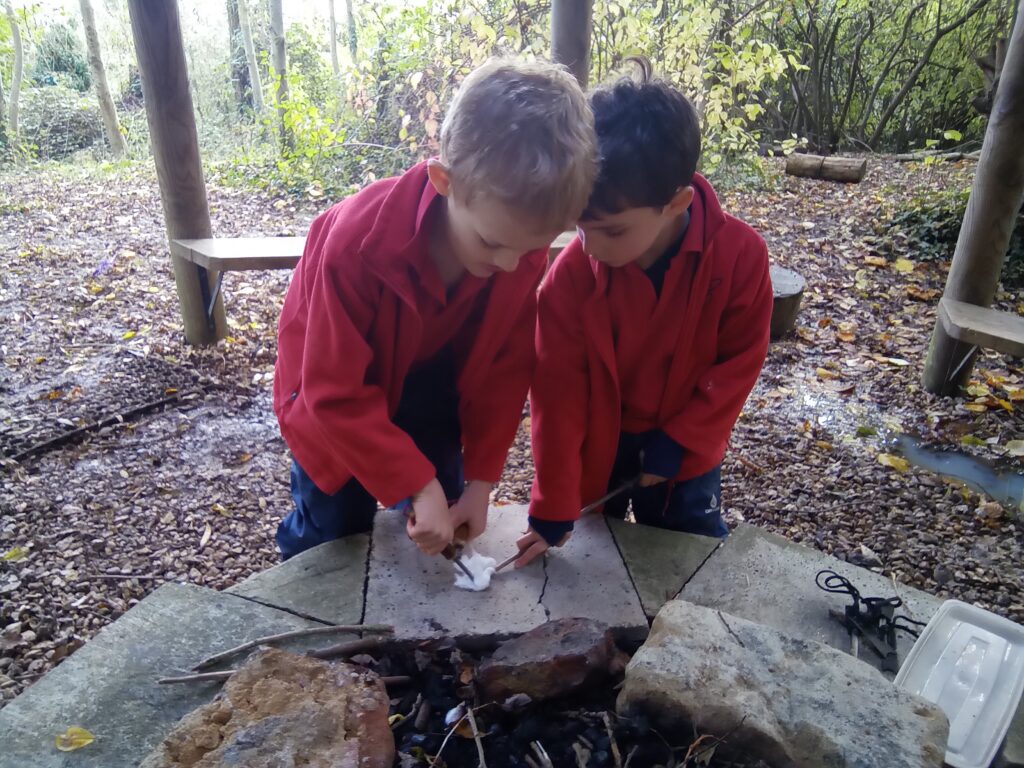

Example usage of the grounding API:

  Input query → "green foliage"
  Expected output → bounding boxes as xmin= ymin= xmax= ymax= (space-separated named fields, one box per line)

xmin=285 ymin=22 xmax=333 ymax=107
xmin=31 ymin=21 xmax=91 ymax=93
xmin=872 ymin=187 xmax=1024 ymax=287
xmin=20 ymin=85 xmax=103 ymax=160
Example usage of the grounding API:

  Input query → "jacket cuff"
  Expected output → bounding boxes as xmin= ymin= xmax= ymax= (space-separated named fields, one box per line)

xmin=528 ymin=516 xmax=575 ymax=547
xmin=643 ymin=430 xmax=684 ymax=479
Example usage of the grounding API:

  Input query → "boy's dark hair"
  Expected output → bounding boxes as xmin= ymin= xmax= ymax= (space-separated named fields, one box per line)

xmin=582 ymin=57 xmax=701 ymax=219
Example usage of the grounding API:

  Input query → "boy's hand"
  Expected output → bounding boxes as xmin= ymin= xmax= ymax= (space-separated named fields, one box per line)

xmin=449 ymin=480 xmax=492 ymax=541
xmin=514 ymin=528 xmax=571 ymax=568
xmin=638 ymin=473 xmax=668 ymax=487
xmin=406 ymin=478 xmax=453 ymax=555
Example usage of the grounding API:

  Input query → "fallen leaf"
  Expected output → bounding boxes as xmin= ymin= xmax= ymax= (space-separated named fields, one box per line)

xmin=966 ymin=384 xmax=992 ymax=397
xmin=907 ymin=285 xmax=939 ymax=301
xmin=199 ymin=523 xmax=212 ymax=549
xmin=960 ymin=435 xmax=987 ymax=447
xmin=856 ymin=425 xmax=877 ymax=437
xmin=122 ymin=330 xmax=136 ymax=340
xmin=211 ymin=503 xmax=230 ymax=517
xmin=863 ymin=255 xmax=888 ymax=267
xmin=963 ymin=403 xmax=988 ymax=413
xmin=893 ymin=258 xmax=915 ymax=273
xmin=55 ymin=726 xmax=94 ymax=752
xmin=877 ymin=453 xmax=910 ymax=472
xmin=1006 ymin=440 xmax=1024 ymax=457
xmin=816 ymin=367 xmax=841 ymax=380
xmin=1 ymin=546 xmax=28 ymax=562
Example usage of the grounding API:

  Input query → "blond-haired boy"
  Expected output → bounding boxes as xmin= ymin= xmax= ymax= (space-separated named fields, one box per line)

xmin=273 ymin=59 xmax=597 ymax=559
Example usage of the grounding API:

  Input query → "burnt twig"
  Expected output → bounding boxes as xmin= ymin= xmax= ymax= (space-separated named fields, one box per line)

xmin=466 ymin=706 xmax=488 ymax=767
xmin=717 ymin=611 xmax=746 ymax=648
xmin=307 ymin=636 xmax=393 ymax=660
xmin=194 ymin=625 xmax=393 ymax=670
xmin=603 ymin=711 xmax=623 ymax=768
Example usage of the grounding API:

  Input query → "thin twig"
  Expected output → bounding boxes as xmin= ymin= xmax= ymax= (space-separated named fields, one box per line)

xmin=467 ymin=706 xmax=488 ymax=767
xmin=530 ymin=741 xmax=554 ymax=768
xmin=193 ymin=625 xmax=393 ymax=670
xmin=683 ymin=715 xmax=748 ymax=766
xmin=85 ymin=572 xmax=159 ymax=581
xmin=158 ymin=670 xmax=233 ymax=685
xmin=735 ymin=454 xmax=765 ymax=473
xmin=392 ymin=694 xmax=421 ymax=731
xmin=158 ymin=670 xmax=409 ymax=687
xmin=623 ymin=745 xmax=639 ymax=768
xmin=307 ymin=636 xmax=392 ymax=660
xmin=603 ymin=711 xmax=623 ymax=768
xmin=428 ymin=710 xmax=470 ymax=767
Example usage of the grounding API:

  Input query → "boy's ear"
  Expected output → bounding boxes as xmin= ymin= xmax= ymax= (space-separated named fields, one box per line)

xmin=427 ymin=159 xmax=452 ymax=197
xmin=666 ymin=185 xmax=695 ymax=215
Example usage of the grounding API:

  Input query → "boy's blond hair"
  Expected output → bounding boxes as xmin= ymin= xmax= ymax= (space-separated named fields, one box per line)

xmin=440 ymin=58 xmax=597 ymax=231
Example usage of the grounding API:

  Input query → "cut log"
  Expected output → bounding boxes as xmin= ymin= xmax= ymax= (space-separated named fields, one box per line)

xmin=770 ymin=265 xmax=805 ymax=341
xmin=785 ymin=154 xmax=867 ymax=183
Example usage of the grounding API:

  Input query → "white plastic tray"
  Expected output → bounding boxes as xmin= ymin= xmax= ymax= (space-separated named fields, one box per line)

xmin=894 ymin=599 xmax=1024 ymax=768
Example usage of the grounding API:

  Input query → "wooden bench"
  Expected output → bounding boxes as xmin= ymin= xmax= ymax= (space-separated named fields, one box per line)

xmin=937 ymin=297 xmax=1024 ymax=358
xmin=171 ymin=232 xmax=578 ymax=329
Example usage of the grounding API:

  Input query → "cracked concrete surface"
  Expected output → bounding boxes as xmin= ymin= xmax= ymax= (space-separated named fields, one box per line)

xmin=363 ymin=505 xmax=647 ymax=639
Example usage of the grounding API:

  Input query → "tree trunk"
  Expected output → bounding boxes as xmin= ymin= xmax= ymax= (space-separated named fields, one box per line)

xmin=269 ymin=0 xmax=290 ymax=149
xmin=328 ymin=0 xmax=339 ymax=75
xmin=551 ymin=0 xmax=593 ymax=88
xmin=79 ymin=0 xmax=128 ymax=157
xmin=237 ymin=0 xmax=264 ymax=114
xmin=226 ymin=0 xmax=252 ymax=113
xmin=923 ymin=0 xmax=1024 ymax=394
xmin=127 ymin=0 xmax=225 ymax=346
xmin=6 ymin=1 xmax=22 ymax=140
xmin=344 ymin=0 xmax=357 ymax=59
xmin=785 ymin=153 xmax=867 ymax=183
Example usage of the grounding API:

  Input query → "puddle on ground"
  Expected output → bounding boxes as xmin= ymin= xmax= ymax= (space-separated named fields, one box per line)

xmin=890 ymin=433 xmax=1024 ymax=515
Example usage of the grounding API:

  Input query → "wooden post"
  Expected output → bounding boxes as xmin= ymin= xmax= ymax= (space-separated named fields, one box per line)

xmin=128 ymin=0 xmax=225 ymax=346
xmin=923 ymin=0 xmax=1024 ymax=394
xmin=551 ymin=0 xmax=592 ymax=88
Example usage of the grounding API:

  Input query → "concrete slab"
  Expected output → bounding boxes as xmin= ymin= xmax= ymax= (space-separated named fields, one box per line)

xmin=606 ymin=517 xmax=721 ymax=619
xmin=0 ymin=583 xmax=323 ymax=768
xmin=227 ymin=534 xmax=369 ymax=625
xmin=364 ymin=505 xmax=548 ymax=639
xmin=363 ymin=505 xmax=647 ymax=639
xmin=679 ymin=523 xmax=942 ymax=676
xmin=542 ymin=513 xmax=648 ymax=633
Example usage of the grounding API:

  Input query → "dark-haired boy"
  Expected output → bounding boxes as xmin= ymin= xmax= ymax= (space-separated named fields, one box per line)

xmin=517 ymin=64 xmax=773 ymax=566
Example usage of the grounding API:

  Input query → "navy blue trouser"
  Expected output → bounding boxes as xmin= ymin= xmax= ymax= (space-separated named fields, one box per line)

xmin=603 ymin=432 xmax=728 ymax=538
xmin=276 ymin=350 xmax=464 ymax=560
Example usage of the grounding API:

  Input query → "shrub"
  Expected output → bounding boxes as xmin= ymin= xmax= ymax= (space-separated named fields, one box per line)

xmin=20 ymin=85 xmax=103 ymax=160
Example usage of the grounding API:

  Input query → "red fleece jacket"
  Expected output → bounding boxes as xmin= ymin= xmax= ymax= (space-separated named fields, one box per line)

xmin=529 ymin=174 xmax=772 ymax=524
xmin=274 ymin=162 xmax=546 ymax=506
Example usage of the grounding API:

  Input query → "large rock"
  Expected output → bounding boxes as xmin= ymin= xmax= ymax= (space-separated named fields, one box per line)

xmin=139 ymin=648 xmax=394 ymax=768
xmin=476 ymin=618 xmax=626 ymax=703
xmin=618 ymin=600 xmax=948 ymax=768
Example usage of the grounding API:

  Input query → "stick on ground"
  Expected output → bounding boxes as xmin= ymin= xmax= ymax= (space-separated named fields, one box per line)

xmin=467 ymin=706 xmax=488 ymax=768
xmin=193 ymin=624 xmax=393 ymax=670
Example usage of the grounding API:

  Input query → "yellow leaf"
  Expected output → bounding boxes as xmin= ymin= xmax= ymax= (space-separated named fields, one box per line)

xmin=863 ymin=255 xmax=888 ymax=267
xmin=211 ymin=503 xmax=231 ymax=517
xmin=996 ymin=398 xmax=1014 ymax=413
xmin=164 ymin=388 xmax=178 ymax=396
xmin=893 ymin=258 xmax=915 ymax=273
xmin=55 ymin=726 xmax=95 ymax=752
xmin=388 ymin=713 xmax=405 ymax=726
xmin=815 ymin=440 xmax=833 ymax=451
xmin=122 ymin=330 xmax=136 ymax=340
xmin=816 ymin=367 xmax=841 ymax=380
xmin=960 ymin=435 xmax=986 ymax=447
xmin=964 ymin=403 xmax=988 ymax=413
xmin=877 ymin=453 xmax=910 ymax=472
xmin=2 ymin=546 xmax=28 ymax=562
xmin=87 ymin=283 xmax=104 ymax=295
xmin=966 ymin=384 xmax=991 ymax=397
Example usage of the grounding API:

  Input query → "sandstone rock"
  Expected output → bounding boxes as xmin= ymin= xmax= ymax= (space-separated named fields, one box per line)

xmin=617 ymin=600 xmax=949 ymax=768
xmin=476 ymin=618 xmax=626 ymax=703
xmin=139 ymin=648 xmax=394 ymax=768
